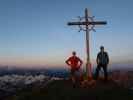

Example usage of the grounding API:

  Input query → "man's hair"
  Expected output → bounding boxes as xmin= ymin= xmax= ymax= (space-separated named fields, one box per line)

xmin=100 ymin=46 xmax=104 ymax=50
xmin=72 ymin=51 xmax=76 ymax=55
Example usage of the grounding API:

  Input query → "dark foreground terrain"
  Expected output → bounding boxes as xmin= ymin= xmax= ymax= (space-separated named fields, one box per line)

xmin=5 ymin=79 xmax=133 ymax=100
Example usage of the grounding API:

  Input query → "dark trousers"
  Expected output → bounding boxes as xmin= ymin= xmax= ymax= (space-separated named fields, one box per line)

xmin=95 ymin=64 xmax=108 ymax=81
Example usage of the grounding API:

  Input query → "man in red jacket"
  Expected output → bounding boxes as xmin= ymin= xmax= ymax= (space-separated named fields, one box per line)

xmin=66 ymin=51 xmax=83 ymax=84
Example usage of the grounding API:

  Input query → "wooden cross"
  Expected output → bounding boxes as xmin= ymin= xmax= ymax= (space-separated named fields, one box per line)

xmin=67 ymin=8 xmax=107 ymax=79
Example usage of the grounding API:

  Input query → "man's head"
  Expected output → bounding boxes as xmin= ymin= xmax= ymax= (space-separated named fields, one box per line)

xmin=100 ymin=46 xmax=104 ymax=52
xmin=72 ymin=51 xmax=76 ymax=56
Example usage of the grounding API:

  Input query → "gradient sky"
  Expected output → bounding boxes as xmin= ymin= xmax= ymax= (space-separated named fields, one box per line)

xmin=0 ymin=0 xmax=133 ymax=68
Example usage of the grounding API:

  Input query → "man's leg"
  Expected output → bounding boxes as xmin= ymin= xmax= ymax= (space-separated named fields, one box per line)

xmin=103 ymin=65 xmax=108 ymax=81
xmin=95 ymin=65 xmax=101 ymax=80
xmin=71 ymin=69 xmax=78 ymax=88
xmin=77 ymin=68 xmax=83 ymax=82
xmin=70 ymin=69 xmax=75 ymax=83
xmin=74 ymin=69 xmax=82 ymax=86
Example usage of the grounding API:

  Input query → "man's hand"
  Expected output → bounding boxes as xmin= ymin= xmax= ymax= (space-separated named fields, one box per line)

xmin=77 ymin=66 xmax=80 ymax=69
xmin=76 ymin=65 xmax=81 ymax=70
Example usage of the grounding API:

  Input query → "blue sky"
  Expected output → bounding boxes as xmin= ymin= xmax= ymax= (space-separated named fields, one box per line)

xmin=0 ymin=0 xmax=133 ymax=68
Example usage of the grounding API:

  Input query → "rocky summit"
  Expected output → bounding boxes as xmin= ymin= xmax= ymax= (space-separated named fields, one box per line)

xmin=5 ymin=79 xmax=133 ymax=100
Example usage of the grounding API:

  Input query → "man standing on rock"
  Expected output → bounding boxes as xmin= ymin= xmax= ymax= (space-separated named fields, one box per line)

xmin=95 ymin=46 xmax=109 ymax=81
xmin=66 ymin=51 xmax=83 ymax=85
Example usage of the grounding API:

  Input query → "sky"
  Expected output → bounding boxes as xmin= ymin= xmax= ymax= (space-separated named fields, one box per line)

xmin=0 ymin=0 xmax=133 ymax=69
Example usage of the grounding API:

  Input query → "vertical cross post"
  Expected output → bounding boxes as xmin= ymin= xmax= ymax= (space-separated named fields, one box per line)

xmin=85 ymin=8 xmax=92 ymax=78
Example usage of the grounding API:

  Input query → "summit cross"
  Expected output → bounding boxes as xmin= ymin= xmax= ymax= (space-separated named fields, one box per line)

xmin=67 ymin=8 xmax=107 ymax=79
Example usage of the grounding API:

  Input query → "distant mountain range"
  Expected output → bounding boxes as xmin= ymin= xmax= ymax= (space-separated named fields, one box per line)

xmin=0 ymin=64 xmax=132 ymax=77
xmin=0 ymin=66 xmax=69 ymax=78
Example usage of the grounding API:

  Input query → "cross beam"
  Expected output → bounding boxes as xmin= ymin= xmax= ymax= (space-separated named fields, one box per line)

xmin=67 ymin=8 xmax=107 ymax=79
xmin=68 ymin=21 xmax=107 ymax=26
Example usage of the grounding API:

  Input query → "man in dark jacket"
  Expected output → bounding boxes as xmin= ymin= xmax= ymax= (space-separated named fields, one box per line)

xmin=95 ymin=46 xmax=109 ymax=81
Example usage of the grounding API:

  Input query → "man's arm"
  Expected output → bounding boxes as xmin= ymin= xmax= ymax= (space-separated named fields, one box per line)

xmin=96 ymin=53 xmax=100 ymax=64
xmin=78 ymin=57 xmax=83 ymax=67
xmin=65 ymin=58 xmax=71 ymax=66
xmin=106 ymin=52 xmax=109 ymax=64
xmin=79 ymin=59 xmax=83 ymax=67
